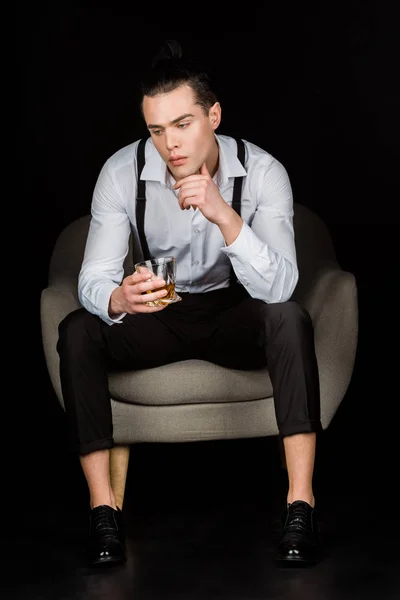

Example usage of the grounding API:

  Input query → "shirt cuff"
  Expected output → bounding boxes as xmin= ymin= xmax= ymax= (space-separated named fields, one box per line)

xmin=98 ymin=283 xmax=127 ymax=325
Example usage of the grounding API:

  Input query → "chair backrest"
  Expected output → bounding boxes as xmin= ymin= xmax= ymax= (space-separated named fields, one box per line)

xmin=291 ymin=203 xmax=338 ymax=301
xmin=47 ymin=203 xmax=339 ymax=303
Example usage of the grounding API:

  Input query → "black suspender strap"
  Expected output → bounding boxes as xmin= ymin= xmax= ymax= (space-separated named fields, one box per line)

xmin=230 ymin=137 xmax=246 ymax=285
xmin=232 ymin=137 xmax=245 ymax=217
xmin=135 ymin=137 xmax=152 ymax=260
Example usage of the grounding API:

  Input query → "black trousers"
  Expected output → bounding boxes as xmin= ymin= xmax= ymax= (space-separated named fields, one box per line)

xmin=57 ymin=286 xmax=322 ymax=455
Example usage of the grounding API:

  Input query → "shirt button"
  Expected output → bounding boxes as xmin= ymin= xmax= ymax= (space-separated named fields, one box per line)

xmin=194 ymin=228 xmax=200 ymax=233
xmin=193 ymin=260 xmax=199 ymax=265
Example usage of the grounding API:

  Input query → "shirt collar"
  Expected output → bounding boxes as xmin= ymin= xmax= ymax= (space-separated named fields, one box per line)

xmin=140 ymin=134 xmax=247 ymax=188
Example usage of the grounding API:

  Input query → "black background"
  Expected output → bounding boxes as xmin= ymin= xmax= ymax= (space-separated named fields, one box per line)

xmin=18 ymin=3 xmax=398 ymax=478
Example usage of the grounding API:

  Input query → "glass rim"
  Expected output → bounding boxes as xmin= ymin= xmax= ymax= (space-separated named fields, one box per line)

xmin=135 ymin=256 xmax=176 ymax=268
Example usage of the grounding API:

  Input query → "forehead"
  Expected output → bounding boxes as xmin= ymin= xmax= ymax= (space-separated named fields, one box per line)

xmin=142 ymin=85 xmax=201 ymax=125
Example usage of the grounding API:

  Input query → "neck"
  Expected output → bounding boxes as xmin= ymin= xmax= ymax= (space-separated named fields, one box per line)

xmin=206 ymin=138 xmax=220 ymax=178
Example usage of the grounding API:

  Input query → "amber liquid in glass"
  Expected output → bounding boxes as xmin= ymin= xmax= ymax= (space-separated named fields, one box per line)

xmin=146 ymin=282 xmax=176 ymax=305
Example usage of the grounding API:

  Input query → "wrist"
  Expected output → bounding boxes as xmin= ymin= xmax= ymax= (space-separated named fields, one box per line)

xmin=215 ymin=203 xmax=237 ymax=227
xmin=108 ymin=286 xmax=123 ymax=316
xmin=217 ymin=206 xmax=243 ymax=246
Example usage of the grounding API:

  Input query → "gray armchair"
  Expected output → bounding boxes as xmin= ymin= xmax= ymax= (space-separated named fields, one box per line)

xmin=40 ymin=203 xmax=358 ymax=507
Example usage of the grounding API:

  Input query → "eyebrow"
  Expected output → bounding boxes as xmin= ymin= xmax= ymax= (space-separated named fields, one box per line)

xmin=147 ymin=113 xmax=194 ymax=129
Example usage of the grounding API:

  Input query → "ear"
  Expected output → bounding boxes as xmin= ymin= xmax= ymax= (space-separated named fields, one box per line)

xmin=209 ymin=102 xmax=221 ymax=130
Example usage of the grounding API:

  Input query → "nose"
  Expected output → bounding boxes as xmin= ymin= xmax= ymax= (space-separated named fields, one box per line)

xmin=164 ymin=129 xmax=179 ymax=151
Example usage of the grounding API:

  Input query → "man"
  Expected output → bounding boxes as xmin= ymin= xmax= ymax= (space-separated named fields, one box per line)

xmin=57 ymin=40 xmax=322 ymax=567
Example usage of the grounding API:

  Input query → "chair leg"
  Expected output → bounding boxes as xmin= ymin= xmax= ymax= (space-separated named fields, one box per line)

xmin=110 ymin=445 xmax=130 ymax=509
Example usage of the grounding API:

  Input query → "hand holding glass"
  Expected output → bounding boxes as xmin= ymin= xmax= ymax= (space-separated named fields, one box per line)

xmin=134 ymin=256 xmax=182 ymax=307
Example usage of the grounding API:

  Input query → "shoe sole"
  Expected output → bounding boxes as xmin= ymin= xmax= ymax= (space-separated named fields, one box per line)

xmin=276 ymin=556 xmax=319 ymax=567
xmin=90 ymin=556 xmax=127 ymax=567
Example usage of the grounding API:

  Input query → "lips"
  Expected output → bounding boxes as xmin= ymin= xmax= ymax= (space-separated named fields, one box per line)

xmin=169 ymin=156 xmax=187 ymax=166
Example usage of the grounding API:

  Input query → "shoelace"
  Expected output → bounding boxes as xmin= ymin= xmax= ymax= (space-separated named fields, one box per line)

xmin=92 ymin=506 xmax=117 ymax=534
xmin=285 ymin=502 xmax=311 ymax=533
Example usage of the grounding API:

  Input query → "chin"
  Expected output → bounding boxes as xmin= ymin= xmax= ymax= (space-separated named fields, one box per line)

xmin=175 ymin=166 xmax=197 ymax=180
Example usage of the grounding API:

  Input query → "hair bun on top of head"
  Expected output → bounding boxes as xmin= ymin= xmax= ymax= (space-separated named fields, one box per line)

xmin=151 ymin=40 xmax=183 ymax=68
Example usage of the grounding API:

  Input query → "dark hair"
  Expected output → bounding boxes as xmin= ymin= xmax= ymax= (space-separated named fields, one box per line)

xmin=140 ymin=40 xmax=218 ymax=116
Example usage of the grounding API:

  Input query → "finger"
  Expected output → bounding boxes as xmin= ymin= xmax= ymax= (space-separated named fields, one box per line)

xmin=130 ymin=269 xmax=153 ymax=284
xmin=179 ymin=193 xmax=198 ymax=211
xmin=177 ymin=184 xmax=201 ymax=209
xmin=183 ymin=198 xmax=198 ymax=210
xmin=173 ymin=174 xmax=207 ymax=189
xmin=177 ymin=189 xmax=196 ymax=210
xmin=135 ymin=277 xmax=166 ymax=294
xmin=200 ymin=162 xmax=210 ymax=176
xmin=178 ymin=181 xmax=202 ymax=191
xmin=134 ymin=287 xmax=168 ymax=304
xmin=177 ymin=182 xmax=203 ymax=200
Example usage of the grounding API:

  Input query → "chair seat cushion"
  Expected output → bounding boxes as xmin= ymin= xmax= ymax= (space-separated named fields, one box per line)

xmin=108 ymin=359 xmax=273 ymax=406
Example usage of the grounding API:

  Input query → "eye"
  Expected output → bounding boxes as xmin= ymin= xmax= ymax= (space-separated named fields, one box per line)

xmin=152 ymin=130 xmax=162 ymax=136
xmin=177 ymin=123 xmax=189 ymax=129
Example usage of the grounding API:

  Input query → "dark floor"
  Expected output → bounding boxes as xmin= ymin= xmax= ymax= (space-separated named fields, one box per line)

xmin=7 ymin=320 xmax=399 ymax=599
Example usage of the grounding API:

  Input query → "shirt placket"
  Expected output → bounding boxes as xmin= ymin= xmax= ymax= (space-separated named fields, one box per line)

xmin=189 ymin=208 xmax=203 ymax=291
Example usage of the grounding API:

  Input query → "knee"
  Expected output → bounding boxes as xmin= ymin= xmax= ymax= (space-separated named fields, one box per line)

xmin=261 ymin=301 xmax=313 ymax=329
xmin=57 ymin=308 xmax=99 ymax=355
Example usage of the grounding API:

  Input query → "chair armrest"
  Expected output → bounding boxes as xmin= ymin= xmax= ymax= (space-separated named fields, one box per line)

xmin=302 ymin=266 xmax=358 ymax=428
xmin=40 ymin=272 xmax=81 ymax=406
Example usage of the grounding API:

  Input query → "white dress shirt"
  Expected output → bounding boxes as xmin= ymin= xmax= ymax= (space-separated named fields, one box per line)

xmin=79 ymin=134 xmax=299 ymax=325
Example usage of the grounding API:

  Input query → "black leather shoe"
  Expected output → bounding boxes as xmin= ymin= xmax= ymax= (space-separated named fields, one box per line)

xmin=276 ymin=500 xmax=320 ymax=566
xmin=88 ymin=505 xmax=126 ymax=566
